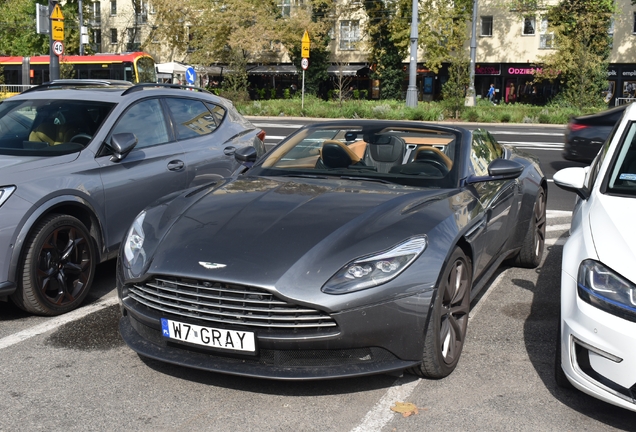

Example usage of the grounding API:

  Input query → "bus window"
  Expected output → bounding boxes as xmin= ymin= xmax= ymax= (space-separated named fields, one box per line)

xmin=135 ymin=56 xmax=157 ymax=83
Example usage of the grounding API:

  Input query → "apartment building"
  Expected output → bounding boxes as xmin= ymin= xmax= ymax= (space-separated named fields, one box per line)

xmin=89 ymin=0 xmax=636 ymax=104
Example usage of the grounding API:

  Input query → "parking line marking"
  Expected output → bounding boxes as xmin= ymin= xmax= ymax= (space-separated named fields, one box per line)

xmin=0 ymin=295 xmax=118 ymax=350
xmin=349 ymin=376 xmax=421 ymax=432
xmin=547 ymin=224 xmax=570 ymax=232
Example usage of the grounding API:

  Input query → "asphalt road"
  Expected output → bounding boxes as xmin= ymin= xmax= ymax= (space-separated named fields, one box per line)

xmin=1 ymin=121 xmax=634 ymax=431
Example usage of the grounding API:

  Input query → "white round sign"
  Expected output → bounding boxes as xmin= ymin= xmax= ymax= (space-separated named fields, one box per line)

xmin=301 ymin=58 xmax=309 ymax=70
xmin=53 ymin=40 xmax=64 ymax=56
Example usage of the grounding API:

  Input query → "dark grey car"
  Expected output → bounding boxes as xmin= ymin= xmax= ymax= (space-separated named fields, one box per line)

xmin=0 ymin=81 xmax=265 ymax=315
xmin=117 ymin=120 xmax=547 ymax=380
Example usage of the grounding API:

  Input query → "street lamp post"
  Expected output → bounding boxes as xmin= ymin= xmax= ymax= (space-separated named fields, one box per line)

xmin=465 ymin=0 xmax=478 ymax=106
xmin=405 ymin=0 xmax=418 ymax=107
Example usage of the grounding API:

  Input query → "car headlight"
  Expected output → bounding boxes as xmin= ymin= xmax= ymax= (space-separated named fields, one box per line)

xmin=322 ymin=236 xmax=427 ymax=295
xmin=578 ymin=259 xmax=636 ymax=322
xmin=0 ymin=186 xmax=16 ymax=208
xmin=123 ymin=211 xmax=146 ymax=276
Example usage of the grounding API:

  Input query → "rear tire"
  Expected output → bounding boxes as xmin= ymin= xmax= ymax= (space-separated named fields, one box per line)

xmin=409 ymin=247 xmax=472 ymax=379
xmin=514 ymin=188 xmax=546 ymax=268
xmin=11 ymin=214 xmax=96 ymax=316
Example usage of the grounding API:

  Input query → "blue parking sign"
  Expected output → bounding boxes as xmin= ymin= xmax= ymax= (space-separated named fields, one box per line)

xmin=185 ymin=67 xmax=197 ymax=85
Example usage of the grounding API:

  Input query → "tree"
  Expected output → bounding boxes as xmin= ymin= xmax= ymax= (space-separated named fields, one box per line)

xmin=532 ymin=0 xmax=614 ymax=108
xmin=364 ymin=0 xmax=409 ymax=100
xmin=0 ymin=0 xmax=48 ymax=56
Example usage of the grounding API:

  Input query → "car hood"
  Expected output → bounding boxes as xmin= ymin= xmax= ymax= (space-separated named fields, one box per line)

xmin=145 ymin=176 xmax=461 ymax=298
xmin=589 ymin=193 xmax=636 ymax=283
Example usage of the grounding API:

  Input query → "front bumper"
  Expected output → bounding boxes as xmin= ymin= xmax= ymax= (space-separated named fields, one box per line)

xmin=118 ymin=280 xmax=432 ymax=380
xmin=560 ymin=270 xmax=636 ymax=412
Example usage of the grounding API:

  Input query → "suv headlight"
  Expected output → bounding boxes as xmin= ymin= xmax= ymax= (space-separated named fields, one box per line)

xmin=578 ymin=259 xmax=636 ymax=322
xmin=322 ymin=236 xmax=427 ymax=294
xmin=0 ymin=186 xmax=16 ymax=208
xmin=123 ymin=211 xmax=146 ymax=277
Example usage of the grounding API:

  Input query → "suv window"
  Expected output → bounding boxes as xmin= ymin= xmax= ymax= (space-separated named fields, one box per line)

xmin=0 ymin=99 xmax=114 ymax=155
xmin=110 ymin=98 xmax=170 ymax=149
xmin=165 ymin=98 xmax=219 ymax=140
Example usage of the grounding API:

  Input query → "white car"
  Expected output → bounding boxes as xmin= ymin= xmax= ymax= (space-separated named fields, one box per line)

xmin=553 ymin=103 xmax=636 ymax=413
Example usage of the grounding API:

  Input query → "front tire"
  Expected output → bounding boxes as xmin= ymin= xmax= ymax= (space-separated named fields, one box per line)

xmin=11 ymin=214 xmax=96 ymax=316
xmin=409 ymin=247 xmax=472 ymax=379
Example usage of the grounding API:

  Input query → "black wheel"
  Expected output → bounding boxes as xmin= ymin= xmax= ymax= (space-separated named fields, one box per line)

xmin=514 ymin=188 xmax=546 ymax=268
xmin=11 ymin=214 xmax=96 ymax=316
xmin=555 ymin=318 xmax=574 ymax=388
xmin=409 ymin=247 xmax=472 ymax=379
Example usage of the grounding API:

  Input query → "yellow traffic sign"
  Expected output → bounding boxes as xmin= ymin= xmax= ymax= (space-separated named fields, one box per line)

xmin=301 ymin=30 xmax=310 ymax=58
xmin=52 ymin=21 xmax=64 ymax=41
xmin=51 ymin=4 xmax=64 ymax=20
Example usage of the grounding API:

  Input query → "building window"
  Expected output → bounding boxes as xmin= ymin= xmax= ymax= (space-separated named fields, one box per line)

xmin=92 ymin=1 xmax=101 ymax=25
xmin=93 ymin=29 xmax=101 ymax=44
xmin=110 ymin=28 xmax=117 ymax=44
xmin=539 ymin=17 xmax=554 ymax=49
xmin=339 ymin=20 xmax=360 ymax=51
xmin=522 ymin=16 xmax=535 ymax=35
xmin=151 ymin=26 xmax=160 ymax=43
xmin=279 ymin=0 xmax=291 ymax=17
xmin=481 ymin=16 xmax=493 ymax=36
xmin=110 ymin=0 xmax=116 ymax=15
xmin=126 ymin=27 xmax=141 ymax=51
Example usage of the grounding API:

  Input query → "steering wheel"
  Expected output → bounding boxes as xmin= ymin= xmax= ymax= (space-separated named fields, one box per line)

xmin=416 ymin=159 xmax=449 ymax=174
xmin=69 ymin=133 xmax=93 ymax=144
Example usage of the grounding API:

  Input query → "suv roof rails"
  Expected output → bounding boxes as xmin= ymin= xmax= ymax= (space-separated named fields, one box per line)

xmin=121 ymin=82 xmax=213 ymax=96
xmin=22 ymin=79 xmax=134 ymax=94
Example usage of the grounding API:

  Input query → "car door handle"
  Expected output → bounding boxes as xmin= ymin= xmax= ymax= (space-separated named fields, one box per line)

xmin=167 ymin=160 xmax=185 ymax=171
xmin=223 ymin=146 xmax=236 ymax=156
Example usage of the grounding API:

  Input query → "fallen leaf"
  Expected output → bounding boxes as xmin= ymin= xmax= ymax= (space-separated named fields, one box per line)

xmin=390 ymin=401 xmax=419 ymax=417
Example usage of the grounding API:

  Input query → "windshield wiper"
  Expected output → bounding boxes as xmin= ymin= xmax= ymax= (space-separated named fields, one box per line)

xmin=340 ymin=176 xmax=393 ymax=184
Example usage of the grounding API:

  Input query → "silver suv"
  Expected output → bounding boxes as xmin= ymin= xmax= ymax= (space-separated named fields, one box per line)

xmin=0 ymin=80 xmax=265 ymax=315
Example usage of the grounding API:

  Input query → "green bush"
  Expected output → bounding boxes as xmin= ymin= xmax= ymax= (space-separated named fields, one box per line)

xmin=499 ymin=113 xmax=511 ymax=123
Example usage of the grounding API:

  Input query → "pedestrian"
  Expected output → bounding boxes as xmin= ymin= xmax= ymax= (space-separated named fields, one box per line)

xmin=487 ymin=83 xmax=495 ymax=104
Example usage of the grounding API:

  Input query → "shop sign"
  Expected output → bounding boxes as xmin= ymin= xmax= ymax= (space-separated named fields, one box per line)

xmin=475 ymin=65 xmax=501 ymax=75
xmin=621 ymin=69 xmax=636 ymax=78
xmin=508 ymin=67 xmax=542 ymax=75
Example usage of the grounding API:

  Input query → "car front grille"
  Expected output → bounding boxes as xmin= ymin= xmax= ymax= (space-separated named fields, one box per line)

xmin=127 ymin=276 xmax=337 ymax=332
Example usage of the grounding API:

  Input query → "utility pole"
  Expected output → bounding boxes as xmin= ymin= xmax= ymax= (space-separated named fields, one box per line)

xmin=48 ymin=0 xmax=60 ymax=80
xmin=405 ymin=0 xmax=419 ymax=107
xmin=465 ymin=0 xmax=478 ymax=106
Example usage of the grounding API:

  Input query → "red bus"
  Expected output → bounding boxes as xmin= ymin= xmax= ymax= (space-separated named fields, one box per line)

xmin=0 ymin=52 xmax=157 ymax=87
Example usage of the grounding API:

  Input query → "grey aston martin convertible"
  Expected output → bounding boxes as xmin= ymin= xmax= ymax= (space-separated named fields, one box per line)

xmin=117 ymin=120 xmax=547 ymax=380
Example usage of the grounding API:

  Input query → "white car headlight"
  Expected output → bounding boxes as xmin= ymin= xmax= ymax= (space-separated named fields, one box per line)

xmin=322 ymin=236 xmax=427 ymax=294
xmin=123 ymin=211 xmax=146 ymax=275
xmin=578 ymin=259 xmax=636 ymax=322
xmin=0 ymin=186 xmax=16 ymax=208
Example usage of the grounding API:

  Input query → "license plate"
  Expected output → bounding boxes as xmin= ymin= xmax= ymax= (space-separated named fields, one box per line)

xmin=161 ymin=318 xmax=256 ymax=353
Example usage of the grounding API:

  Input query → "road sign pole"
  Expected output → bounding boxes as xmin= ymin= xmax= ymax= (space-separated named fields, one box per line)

xmin=49 ymin=0 xmax=59 ymax=80
xmin=302 ymin=70 xmax=305 ymax=110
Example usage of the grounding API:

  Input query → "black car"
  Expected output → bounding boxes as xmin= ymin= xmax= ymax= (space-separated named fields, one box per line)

xmin=563 ymin=105 xmax=626 ymax=163
xmin=117 ymin=120 xmax=547 ymax=380
xmin=0 ymin=80 xmax=265 ymax=315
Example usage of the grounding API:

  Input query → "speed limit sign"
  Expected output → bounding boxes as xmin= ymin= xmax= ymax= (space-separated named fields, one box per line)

xmin=53 ymin=40 xmax=64 ymax=56
xmin=301 ymin=58 xmax=309 ymax=70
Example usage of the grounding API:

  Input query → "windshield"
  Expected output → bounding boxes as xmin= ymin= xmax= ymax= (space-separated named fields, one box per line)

xmin=605 ymin=121 xmax=636 ymax=197
xmin=0 ymin=99 xmax=115 ymax=156
xmin=248 ymin=124 xmax=461 ymax=188
xmin=136 ymin=56 xmax=157 ymax=83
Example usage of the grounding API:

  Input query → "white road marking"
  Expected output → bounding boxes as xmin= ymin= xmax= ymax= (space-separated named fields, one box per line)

xmin=0 ymin=295 xmax=118 ymax=350
xmin=547 ymin=224 xmax=571 ymax=232
xmin=547 ymin=210 xmax=572 ymax=217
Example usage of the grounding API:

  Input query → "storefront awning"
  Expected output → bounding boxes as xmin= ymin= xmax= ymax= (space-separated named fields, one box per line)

xmin=248 ymin=65 xmax=298 ymax=75
xmin=328 ymin=65 xmax=370 ymax=76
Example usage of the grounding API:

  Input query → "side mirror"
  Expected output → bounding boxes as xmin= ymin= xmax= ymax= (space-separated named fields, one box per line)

xmin=109 ymin=133 xmax=138 ymax=162
xmin=467 ymin=158 xmax=525 ymax=184
xmin=553 ymin=167 xmax=590 ymax=200
xmin=235 ymin=146 xmax=258 ymax=165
